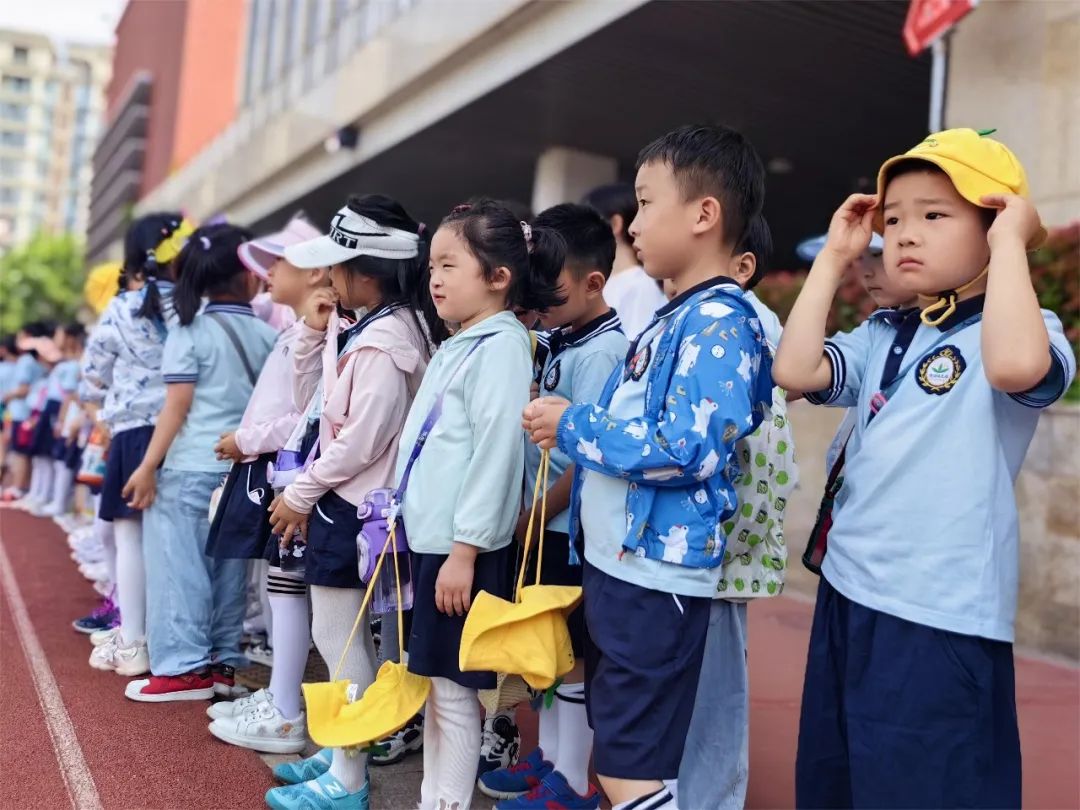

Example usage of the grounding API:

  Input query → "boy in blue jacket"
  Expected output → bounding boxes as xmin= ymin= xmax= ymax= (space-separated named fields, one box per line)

xmin=524 ymin=124 xmax=774 ymax=810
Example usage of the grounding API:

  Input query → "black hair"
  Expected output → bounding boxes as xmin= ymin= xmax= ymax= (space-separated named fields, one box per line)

xmin=440 ymin=198 xmax=566 ymax=314
xmin=636 ymin=124 xmax=765 ymax=247
xmin=883 ymin=159 xmax=996 ymax=230
xmin=335 ymin=194 xmax=449 ymax=349
xmin=1 ymin=335 xmax=15 ymax=356
xmin=21 ymin=320 xmax=54 ymax=338
xmin=173 ymin=224 xmax=254 ymax=325
xmin=61 ymin=323 xmax=86 ymax=344
xmin=736 ymin=213 xmax=773 ymax=291
xmin=124 ymin=212 xmax=186 ymax=323
xmin=533 ymin=203 xmax=616 ymax=279
xmin=581 ymin=183 xmax=637 ymax=245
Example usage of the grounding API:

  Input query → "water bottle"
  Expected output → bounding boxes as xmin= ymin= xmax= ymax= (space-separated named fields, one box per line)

xmin=356 ymin=488 xmax=412 ymax=614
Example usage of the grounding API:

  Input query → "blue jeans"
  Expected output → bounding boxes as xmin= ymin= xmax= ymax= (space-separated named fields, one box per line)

xmin=144 ymin=468 xmax=248 ymax=676
xmin=677 ymin=600 xmax=749 ymax=810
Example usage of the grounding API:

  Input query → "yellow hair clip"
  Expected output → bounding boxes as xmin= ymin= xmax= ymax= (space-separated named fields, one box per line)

xmin=152 ymin=218 xmax=196 ymax=265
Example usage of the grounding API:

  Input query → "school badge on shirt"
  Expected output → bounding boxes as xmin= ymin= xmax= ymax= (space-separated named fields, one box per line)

xmin=626 ymin=344 xmax=652 ymax=382
xmin=917 ymin=345 xmax=965 ymax=394
xmin=543 ymin=359 xmax=561 ymax=392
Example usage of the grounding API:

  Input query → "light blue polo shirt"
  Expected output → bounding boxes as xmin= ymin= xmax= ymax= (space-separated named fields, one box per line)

xmin=46 ymin=359 xmax=79 ymax=401
xmin=7 ymin=354 xmax=44 ymax=422
xmin=808 ymin=296 xmax=1076 ymax=641
xmin=161 ymin=303 xmax=276 ymax=472
xmin=525 ymin=310 xmax=627 ymax=534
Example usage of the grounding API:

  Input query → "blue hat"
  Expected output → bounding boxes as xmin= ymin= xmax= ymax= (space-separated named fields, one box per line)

xmin=796 ymin=232 xmax=884 ymax=264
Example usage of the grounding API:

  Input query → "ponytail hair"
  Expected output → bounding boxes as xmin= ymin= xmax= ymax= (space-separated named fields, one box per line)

xmin=336 ymin=194 xmax=449 ymax=349
xmin=124 ymin=212 xmax=186 ymax=323
xmin=440 ymin=198 xmax=565 ymax=313
xmin=173 ymin=224 xmax=254 ymax=326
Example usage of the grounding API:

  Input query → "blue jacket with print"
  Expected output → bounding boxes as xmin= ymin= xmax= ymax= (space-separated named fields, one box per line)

xmin=558 ymin=284 xmax=774 ymax=570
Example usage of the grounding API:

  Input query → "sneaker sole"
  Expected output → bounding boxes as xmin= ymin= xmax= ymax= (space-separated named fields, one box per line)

xmin=72 ymin=622 xmax=102 ymax=635
xmin=114 ymin=664 xmax=151 ymax=677
xmin=370 ymin=739 xmax=423 ymax=766
xmin=88 ymin=659 xmax=117 ymax=672
xmin=208 ymin=722 xmax=308 ymax=754
xmin=126 ymin=687 xmax=215 ymax=703
xmin=477 ymin=781 xmax=529 ymax=800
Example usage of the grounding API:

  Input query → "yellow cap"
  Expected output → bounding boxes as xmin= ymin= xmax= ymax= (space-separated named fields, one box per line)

xmin=84 ymin=262 xmax=122 ymax=315
xmin=875 ymin=128 xmax=1046 ymax=248
xmin=459 ymin=584 xmax=582 ymax=691
xmin=303 ymin=662 xmax=431 ymax=749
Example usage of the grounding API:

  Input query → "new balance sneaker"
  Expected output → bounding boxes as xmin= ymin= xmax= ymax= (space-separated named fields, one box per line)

xmin=211 ymin=663 xmax=249 ymax=698
xmin=89 ymin=626 xmax=120 ymax=647
xmin=494 ymin=771 xmax=602 ymax=810
xmin=72 ymin=598 xmax=118 ymax=634
xmin=209 ymin=700 xmax=307 ymax=754
xmin=207 ymin=687 xmax=273 ymax=720
xmin=265 ymin=771 xmax=369 ymax=810
xmin=478 ymin=713 xmax=521 ymax=780
xmin=125 ymin=671 xmax=215 ymax=702
xmin=245 ymin=637 xmax=274 ymax=668
xmin=272 ymin=748 xmax=332 ymax=785
xmin=478 ymin=747 xmax=553 ymax=799
xmin=369 ymin=714 xmax=423 ymax=766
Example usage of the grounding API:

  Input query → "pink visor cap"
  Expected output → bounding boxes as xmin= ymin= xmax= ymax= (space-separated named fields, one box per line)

xmin=238 ymin=216 xmax=323 ymax=280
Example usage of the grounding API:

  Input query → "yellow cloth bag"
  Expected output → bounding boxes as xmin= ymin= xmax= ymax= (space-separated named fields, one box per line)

xmin=460 ymin=451 xmax=582 ymax=690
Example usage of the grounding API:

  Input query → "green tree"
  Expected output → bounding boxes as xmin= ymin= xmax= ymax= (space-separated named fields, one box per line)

xmin=0 ymin=233 xmax=85 ymax=333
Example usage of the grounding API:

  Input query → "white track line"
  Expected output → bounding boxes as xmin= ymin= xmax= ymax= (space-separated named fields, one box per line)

xmin=0 ymin=532 xmax=103 ymax=810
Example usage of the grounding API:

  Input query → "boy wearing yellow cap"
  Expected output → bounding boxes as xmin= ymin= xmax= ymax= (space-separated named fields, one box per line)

xmin=774 ymin=128 xmax=1076 ymax=807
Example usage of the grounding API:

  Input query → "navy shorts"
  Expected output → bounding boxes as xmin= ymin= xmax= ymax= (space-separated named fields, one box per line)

xmin=795 ymin=577 xmax=1021 ymax=809
xmin=98 ymin=426 xmax=155 ymax=522
xmin=205 ymin=456 xmax=274 ymax=559
xmin=582 ymin=561 xmax=710 ymax=779
xmin=523 ymin=530 xmax=585 ymax=656
xmin=305 ymin=490 xmax=363 ymax=588
xmin=51 ymin=436 xmax=82 ymax=470
xmin=406 ymin=545 xmax=513 ymax=690
xmin=28 ymin=400 xmax=61 ymax=457
xmin=10 ymin=420 xmax=33 ymax=455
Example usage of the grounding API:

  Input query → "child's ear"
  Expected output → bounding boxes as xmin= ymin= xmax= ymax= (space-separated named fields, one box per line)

xmin=586 ymin=270 xmax=607 ymax=297
xmin=488 ymin=265 xmax=512 ymax=293
xmin=693 ymin=196 xmax=723 ymax=235
xmin=730 ymin=251 xmax=756 ymax=287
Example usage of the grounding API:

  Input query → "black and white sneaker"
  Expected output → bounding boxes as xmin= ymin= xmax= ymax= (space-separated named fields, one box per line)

xmin=477 ymin=712 xmax=520 ymax=780
xmin=370 ymin=714 xmax=424 ymax=766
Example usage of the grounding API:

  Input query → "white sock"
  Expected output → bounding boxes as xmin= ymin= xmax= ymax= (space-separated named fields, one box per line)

xmin=49 ymin=460 xmax=74 ymax=513
xmin=97 ymin=519 xmax=117 ymax=589
xmin=537 ymin=699 xmax=559 ymax=764
xmin=310 ymin=585 xmax=377 ymax=787
xmin=31 ymin=457 xmax=53 ymax=501
xmin=267 ymin=586 xmax=309 ymax=720
xmin=113 ymin=518 xmax=146 ymax=645
xmin=613 ymin=787 xmax=677 ymax=810
xmin=553 ymin=682 xmax=592 ymax=795
xmin=258 ymin=561 xmax=273 ymax=640
xmin=420 ymin=676 xmax=481 ymax=810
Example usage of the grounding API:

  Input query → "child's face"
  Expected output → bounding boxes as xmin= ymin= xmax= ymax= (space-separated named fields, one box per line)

xmin=267 ymin=258 xmax=310 ymax=307
xmin=852 ymin=249 xmax=913 ymax=309
xmin=629 ymin=160 xmax=698 ymax=280
xmin=429 ymin=226 xmax=509 ymax=327
xmin=882 ymin=170 xmax=991 ymax=297
xmin=538 ymin=266 xmax=598 ymax=331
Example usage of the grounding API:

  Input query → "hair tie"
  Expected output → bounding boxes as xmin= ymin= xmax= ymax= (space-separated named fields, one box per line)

xmin=520 ymin=221 xmax=534 ymax=253
xmin=417 ymin=222 xmax=427 ymax=237
xmin=200 ymin=235 xmax=211 ymax=250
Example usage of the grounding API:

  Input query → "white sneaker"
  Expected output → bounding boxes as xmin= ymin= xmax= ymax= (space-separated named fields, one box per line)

xmin=245 ymin=639 xmax=274 ymax=668
xmin=206 ymin=687 xmax=272 ymax=720
xmin=113 ymin=642 xmax=150 ymax=677
xmin=89 ymin=639 xmax=121 ymax=671
xmin=90 ymin=626 xmax=121 ymax=647
xmin=208 ymin=700 xmax=307 ymax=754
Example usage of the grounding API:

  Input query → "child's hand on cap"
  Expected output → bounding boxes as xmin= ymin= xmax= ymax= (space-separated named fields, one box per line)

xmin=523 ymin=397 xmax=571 ymax=450
xmin=823 ymin=193 xmax=878 ymax=266
xmin=981 ymin=193 xmax=1042 ymax=251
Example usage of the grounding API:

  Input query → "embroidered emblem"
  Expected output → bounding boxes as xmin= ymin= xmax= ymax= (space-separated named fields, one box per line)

xmin=626 ymin=343 xmax=652 ymax=382
xmin=917 ymin=345 xmax=965 ymax=395
xmin=543 ymin=359 xmax=561 ymax=391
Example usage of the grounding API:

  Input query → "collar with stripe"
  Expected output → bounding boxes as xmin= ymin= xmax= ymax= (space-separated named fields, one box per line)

xmin=545 ymin=309 xmax=623 ymax=358
xmin=204 ymin=302 xmax=254 ymax=316
xmin=655 ymin=275 xmax=740 ymax=319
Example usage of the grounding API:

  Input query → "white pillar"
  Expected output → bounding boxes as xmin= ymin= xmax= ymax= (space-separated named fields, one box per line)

xmin=531 ymin=147 xmax=617 ymax=214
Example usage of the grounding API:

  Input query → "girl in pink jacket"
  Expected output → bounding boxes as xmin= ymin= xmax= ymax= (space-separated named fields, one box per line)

xmin=266 ymin=195 xmax=446 ymax=808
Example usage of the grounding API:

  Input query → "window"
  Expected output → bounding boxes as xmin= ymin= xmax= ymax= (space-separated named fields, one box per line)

xmin=0 ymin=130 xmax=27 ymax=148
xmin=0 ymin=158 xmax=18 ymax=177
xmin=261 ymin=0 xmax=278 ymax=91
xmin=242 ymin=0 xmax=263 ymax=105
xmin=0 ymin=187 xmax=19 ymax=205
xmin=1 ymin=76 xmax=31 ymax=94
xmin=0 ymin=102 xmax=28 ymax=123
xmin=13 ymin=46 xmax=29 ymax=65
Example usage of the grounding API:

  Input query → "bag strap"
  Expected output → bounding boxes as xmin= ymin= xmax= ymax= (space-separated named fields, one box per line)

xmin=208 ymin=312 xmax=258 ymax=386
xmin=516 ymin=450 xmax=551 ymax=601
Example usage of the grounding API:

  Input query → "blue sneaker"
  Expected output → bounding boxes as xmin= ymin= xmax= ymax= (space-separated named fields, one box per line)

xmin=478 ymin=747 xmax=553 ymax=799
xmin=272 ymin=748 xmax=332 ymax=785
xmin=477 ymin=713 xmax=520 ymax=780
xmin=72 ymin=597 xmax=119 ymax=634
xmin=494 ymin=771 xmax=601 ymax=810
xmin=265 ymin=772 xmax=369 ymax=810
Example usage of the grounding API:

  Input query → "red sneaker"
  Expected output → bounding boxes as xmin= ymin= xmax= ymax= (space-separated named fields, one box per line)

xmin=124 ymin=671 xmax=215 ymax=702
xmin=210 ymin=663 xmax=247 ymax=698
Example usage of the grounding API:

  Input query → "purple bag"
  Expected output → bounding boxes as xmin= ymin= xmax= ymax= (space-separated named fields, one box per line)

xmin=357 ymin=488 xmax=412 ymax=614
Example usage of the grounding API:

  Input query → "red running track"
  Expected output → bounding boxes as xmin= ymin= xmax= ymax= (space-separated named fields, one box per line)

xmin=3 ymin=507 xmax=1078 ymax=809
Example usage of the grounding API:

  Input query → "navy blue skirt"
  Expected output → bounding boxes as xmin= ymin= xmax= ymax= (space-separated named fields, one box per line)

xmin=51 ymin=436 xmax=82 ymax=470
xmin=305 ymin=490 xmax=363 ymax=589
xmin=406 ymin=545 xmax=513 ymax=690
xmin=205 ymin=455 xmax=274 ymax=559
xmin=98 ymin=425 xmax=155 ymax=522
xmin=28 ymin=400 xmax=61 ymax=457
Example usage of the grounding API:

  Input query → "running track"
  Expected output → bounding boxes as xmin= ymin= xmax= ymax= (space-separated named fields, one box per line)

xmin=2 ymin=508 xmax=1078 ymax=809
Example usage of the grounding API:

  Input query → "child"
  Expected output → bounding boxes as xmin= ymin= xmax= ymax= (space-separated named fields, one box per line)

xmin=122 ymin=223 xmax=276 ymax=702
xmin=39 ymin=323 xmax=86 ymax=518
xmin=391 ymin=198 xmax=562 ymax=810
xmin=204 ymin=215 xmax=325 ymax=755
xmin=524 ymin=124 xmax=774 ymax=810
xmin=1 ymin=322 xmax=49 ymax=502
xmin=677 ymin=213 xmax=797 ymax=810
xmin=773 ymin=129 xmax=1077 ymax=808
xmin=582 ymin=182 xmax=666 ymax=339
xmin=80 ymin=213 xmax=190 ymax=666
xmin=262 ymin=195 xmax=440 ymax=809
xmin=19 ymin=333 xmax=61 ymax=510
xmin=479 ymin=203 xmax=626 ymax=810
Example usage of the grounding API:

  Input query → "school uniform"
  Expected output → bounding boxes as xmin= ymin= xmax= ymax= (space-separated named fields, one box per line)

xmin=81 ymin=283 xmax=175 ymax=521
xmin=396 ymin=311 xmax=531 ymax=689
xmin=795 ymin=296 xmax=1076 ymax=808
xmin=557 ymin=278 xmax=773 ymax=780
xmin=143 ymin=302 xmax=275 ymax=677
xmin=9 ymin=354 xmax=44 ymax=455
xmin=525 ymin=310 xmax=626 ymax=656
